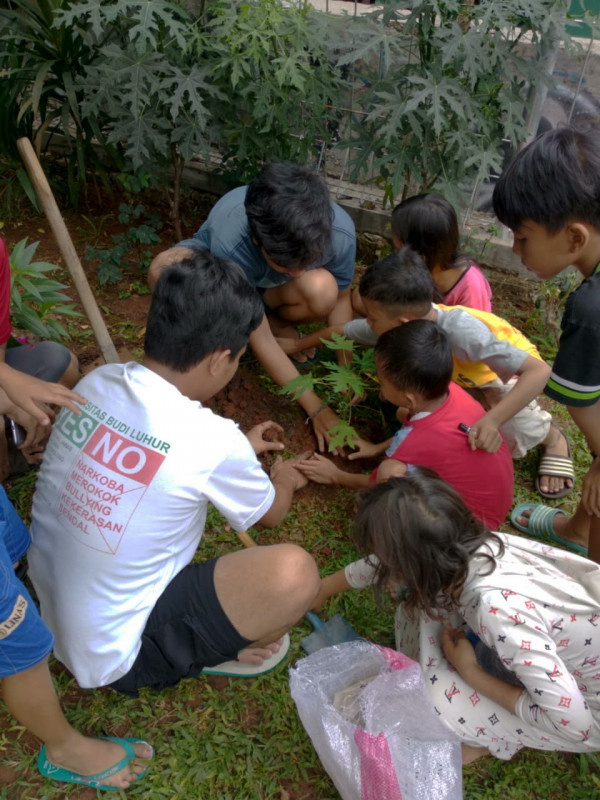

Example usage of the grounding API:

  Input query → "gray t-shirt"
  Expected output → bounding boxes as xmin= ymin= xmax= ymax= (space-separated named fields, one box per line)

xmin=343 ymin=305 xmax=529 ymax=382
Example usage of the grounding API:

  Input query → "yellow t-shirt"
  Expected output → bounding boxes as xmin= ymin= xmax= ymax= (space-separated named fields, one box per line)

xmin=436 ymin=304 xmax=542 ymax=389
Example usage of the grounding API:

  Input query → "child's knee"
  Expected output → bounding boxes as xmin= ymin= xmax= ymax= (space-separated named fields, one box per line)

xmin=273 ymin=543 xmax=320 ymax=604
xmin=299 ymin=270 xmax=338 ymax=317
xmin=61 ymin=352 xmax=80 ymax=389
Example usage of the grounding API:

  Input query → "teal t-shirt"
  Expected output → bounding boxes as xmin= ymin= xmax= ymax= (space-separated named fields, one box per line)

xmin=178 ymin=185 xmax=356 ymax=290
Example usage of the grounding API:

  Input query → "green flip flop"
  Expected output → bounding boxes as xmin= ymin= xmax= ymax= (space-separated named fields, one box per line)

xmin=510 ymin=502 xmax=588 ymax=556
xmin=37 ymin=736 xmax=153 ymax=791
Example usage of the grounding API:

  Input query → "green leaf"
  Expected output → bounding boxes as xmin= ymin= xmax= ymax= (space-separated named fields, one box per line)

xmin=54 ymin=0 xmax=121 ymax=37
xmin=280 ymin=374 xmax=316 ymax=400
xmin=322 ymin=332 xmax=354 ymax=353
xmin=323 ymin=362 xmax=365 ymax=397
xmin=327 ymin=421 xmax=359 ymax=452
xmin=126 ymin=1 xmax=189 ymax=53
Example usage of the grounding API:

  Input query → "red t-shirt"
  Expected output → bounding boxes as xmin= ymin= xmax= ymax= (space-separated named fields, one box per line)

xmin=0 ymin=239 xmax=12 ymax=345
xmin=373 ymin=382 xmax=513 ymax=530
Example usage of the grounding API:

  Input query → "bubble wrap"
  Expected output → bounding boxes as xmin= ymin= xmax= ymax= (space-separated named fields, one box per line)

xmin=289 ymin=640 xmax=462 ymax=800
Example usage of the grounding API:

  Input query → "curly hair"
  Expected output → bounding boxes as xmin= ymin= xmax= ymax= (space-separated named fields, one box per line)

xmin=353 ymin=468 xmax=503 ymax=617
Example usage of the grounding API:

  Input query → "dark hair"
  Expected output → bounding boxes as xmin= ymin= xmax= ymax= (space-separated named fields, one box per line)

xmin=359 ymin=247 xmax=434 ymax=316
xmin=245 ymin=162 xmax=333 ymax=268
xmin=493 ymin=125 xmax=600 ymax=233
xmin=375 ymin=320 xmax=452 ymax=401
xmin=354 ymin=469 xmax=503 ymax=617
xmin=145 ymin=251 xmax=263 ymax=371
xmin=391 ymin=193 xmax=461 ymax=272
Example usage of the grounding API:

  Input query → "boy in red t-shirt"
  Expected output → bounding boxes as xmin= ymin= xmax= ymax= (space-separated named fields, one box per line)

xmin=297 ymin=319 xmax=514 ymax=530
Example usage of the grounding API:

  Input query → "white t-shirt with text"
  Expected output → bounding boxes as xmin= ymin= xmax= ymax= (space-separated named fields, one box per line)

xmin=28 ymin=363 xmax=274 ymax=687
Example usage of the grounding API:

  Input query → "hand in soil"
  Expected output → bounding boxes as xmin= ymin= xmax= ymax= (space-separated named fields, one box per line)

xmin=270 ymin=453 xmax=310 ymax=490
xmin=296 ymin=453 xmax=340 ymax=485
xmin=309 ymin=405 xmax=343 ymax=455
xmin=246 ymin=420 xmax=285 ymax=455
xmin=346 ymin=437 xmax=382 ymax=461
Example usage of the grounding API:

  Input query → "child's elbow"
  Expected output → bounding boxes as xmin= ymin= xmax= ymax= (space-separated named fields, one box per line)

xmin=520 ymin=355 xmax=551 ymax=380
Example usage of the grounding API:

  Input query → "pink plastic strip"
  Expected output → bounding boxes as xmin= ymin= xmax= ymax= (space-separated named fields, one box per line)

xmin=354 ymin=728 xmax=403 ymax=800
xmin=375 ymin=645 xmax=415 ymax=672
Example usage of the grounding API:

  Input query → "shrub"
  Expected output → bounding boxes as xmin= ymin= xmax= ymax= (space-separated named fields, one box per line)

xmin=9 ymin=238 xmax=80 ymax=340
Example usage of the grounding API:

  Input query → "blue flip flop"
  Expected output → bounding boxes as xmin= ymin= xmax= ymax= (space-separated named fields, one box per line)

xmin=37 ymin=736 xmax=153 ymax=791
xmin=510 ymin=502 xmax=588 ymax=556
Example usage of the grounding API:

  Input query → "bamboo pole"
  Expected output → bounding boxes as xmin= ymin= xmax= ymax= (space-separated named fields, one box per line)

xmin=16 ymin=137 xmax=120 ymax=364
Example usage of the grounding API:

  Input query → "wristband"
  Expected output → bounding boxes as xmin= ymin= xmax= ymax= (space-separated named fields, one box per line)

xmin=305 ymin=402 xmax=327 ymax=424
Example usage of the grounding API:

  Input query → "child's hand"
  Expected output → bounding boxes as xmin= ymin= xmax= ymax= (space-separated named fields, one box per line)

xmin=349 ymin=389 xmax=367 ymax=406
xmin=0 ymin=367 xmax=85 ymax=426
xmin=347 ymin=437 xmax=381 ymax=461
xmin=4 ymin=405 xmax=52 ymax=450
xmin=441 ymin=624 xmax=478 ymax=676
xmin=270 ymin=454 xmax=309 ymax=491
xmin=296 ymin=453 xmax=341 ymax=485
xmin=246 ymin=420 xmax=285 ymax=455
xmin=310 ymin=405 xmax=344 ymax=456
xmin=467 ymin=417 xmax=502 ymax=453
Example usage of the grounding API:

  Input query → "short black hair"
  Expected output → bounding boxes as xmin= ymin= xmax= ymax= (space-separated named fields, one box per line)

xmin=375 ymin=320 xmax=452 ymax=401
xmin=391 ymin=193 xmax=459 ymax=271
xmin=493 ymin=125 xmax=600 ymax=233
xmin=145 ymin=251 xmax=263 ymax=372
xmin=245 ymin=162 xmax=333 ymax=268
xmin=359 ymin=247 xmax=434 ymax=316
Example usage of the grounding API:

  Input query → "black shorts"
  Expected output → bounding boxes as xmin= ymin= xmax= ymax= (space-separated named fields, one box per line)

xmin=109 ymin=558 xmax=251 ymax=696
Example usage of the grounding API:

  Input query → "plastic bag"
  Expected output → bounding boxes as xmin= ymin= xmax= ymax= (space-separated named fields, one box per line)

xmin=289 ymin=640 xmax=462 ymax=800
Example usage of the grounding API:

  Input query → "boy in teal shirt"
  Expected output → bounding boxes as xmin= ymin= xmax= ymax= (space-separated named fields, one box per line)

xmin=493 ymin=125 xmax=600 ymax=562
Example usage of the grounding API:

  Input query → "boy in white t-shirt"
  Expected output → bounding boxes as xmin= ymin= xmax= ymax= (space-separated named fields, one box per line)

xmin=28 ymin=251 xmax=320 ymax=695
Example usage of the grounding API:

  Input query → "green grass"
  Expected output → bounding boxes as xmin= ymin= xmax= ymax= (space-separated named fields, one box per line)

xmin=2 ymin=270 xmax=600 ymax=798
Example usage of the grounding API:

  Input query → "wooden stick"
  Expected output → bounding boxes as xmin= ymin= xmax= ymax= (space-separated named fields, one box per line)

xmin=237 ymin=530 xmax=258 ymax=548
xmin=16 ymin=137 xmax=120 ymax=364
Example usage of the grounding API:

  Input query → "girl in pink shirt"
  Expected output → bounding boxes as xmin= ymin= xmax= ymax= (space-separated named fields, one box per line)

xmin=391 ymin=193 xmax=492 ymax=312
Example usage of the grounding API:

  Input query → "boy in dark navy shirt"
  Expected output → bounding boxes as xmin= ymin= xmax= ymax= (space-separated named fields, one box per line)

xmin=494 ymin=125 xmax=600 ymax=562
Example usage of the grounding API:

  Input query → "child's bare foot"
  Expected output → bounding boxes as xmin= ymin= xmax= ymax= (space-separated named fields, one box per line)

xmin=45 ymin=734 xmax=153 ymax=790
xmin=537 ymin=426 xmax=574 ymax=497
xmin=514 ymin=506 xmax=588 ymax=551
xmin=237 ymin=638 xmax=284 ymax=666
